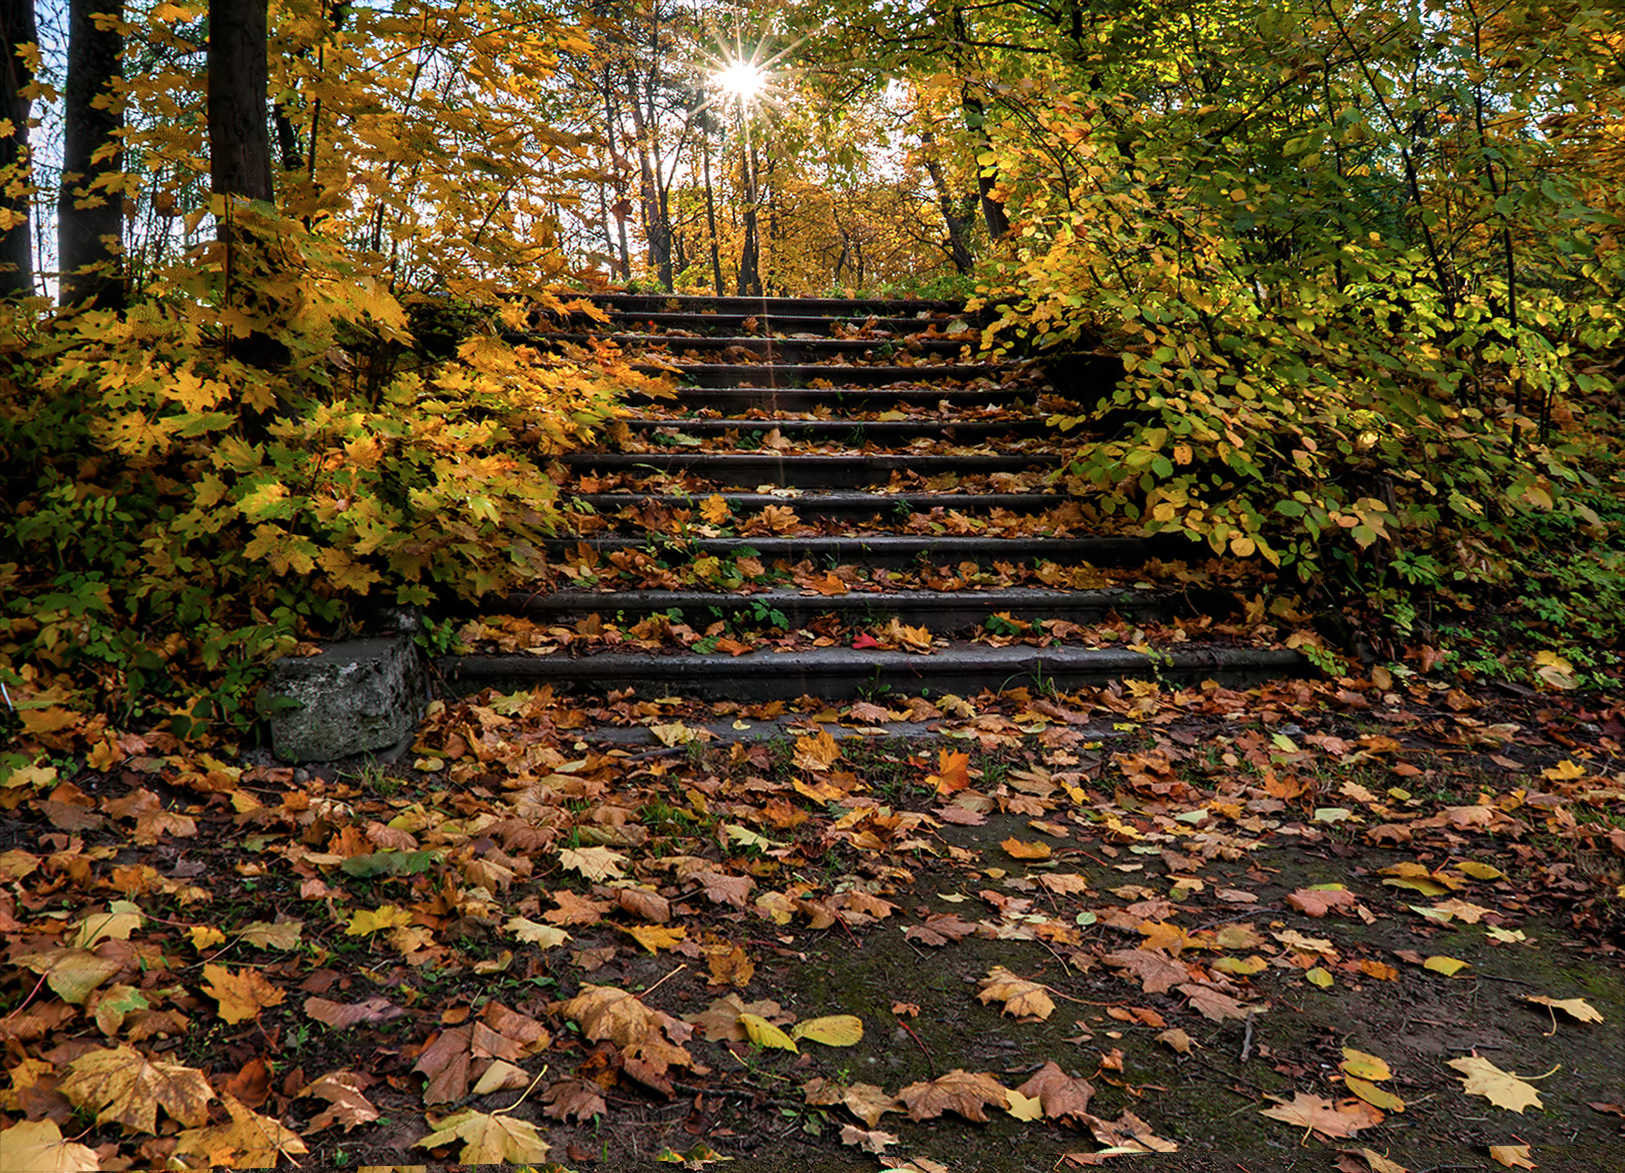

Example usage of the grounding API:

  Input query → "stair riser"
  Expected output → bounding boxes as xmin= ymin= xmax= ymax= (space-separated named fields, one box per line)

xmin=564 ymin=453 xmax=1060 ymax=490
xmin=568 ymin=492 xmax=1071 ymax=524
xmin=572 ymin=293 xmax=968 ymax=315
xmin=619 ymin=419 xmax=1055 ymax=443
xmin=510 ymin=593 xmax=1174 ymax=629
xmin=638 ymin=363 xmax=1003 ymax=388
xmin=537 ymin=334 xmax=977 ymax=359
xmin=540 ymin=536 xmax=1173 ymax=568
xmin=585 ymin=313 xmax=970 ymax=335
xmin=439 ymin=647 xmax=1305 ymax=702
xmin=628 ymin=388 xmax=1036 ymax=412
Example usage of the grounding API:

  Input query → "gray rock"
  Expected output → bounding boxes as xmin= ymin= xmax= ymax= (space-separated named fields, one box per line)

xmin=260 ymin=636 xmax=427 ymax=764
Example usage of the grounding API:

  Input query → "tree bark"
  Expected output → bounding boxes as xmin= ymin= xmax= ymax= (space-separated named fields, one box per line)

xmin=701 ymin=133 xmax=724 ymax=294
xmin=0 ymin=0 xmax=36 ymax=297
xmin=918 ymin=129 xmax=975 ymax=273
xmin=60 ymin=0 xmax=124 ymax=309
xmin=208 ymin=0 xmax=274 ymax=210
xmin=960 ymin=89 xmax=1009 ymax=242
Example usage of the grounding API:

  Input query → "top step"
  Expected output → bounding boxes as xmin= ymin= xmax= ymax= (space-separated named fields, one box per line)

xmin=575 ymin=293 xmax=969 ymax=317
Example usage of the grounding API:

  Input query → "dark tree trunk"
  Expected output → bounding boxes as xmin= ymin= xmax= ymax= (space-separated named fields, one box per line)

xmin=961 ymin=90 xmax=1009 ymax=241
xmin=0 ymin=0 xmax=36 ymax=297
xmin=919 ymin=130 xmax=975 ymax=274
xmin=701 ymin=135 xmax=724 ymax=294
xmin=208 ymin=0 xmax=274 ymax=209
xmin=60 ymin=0 xmax=124 ymax=309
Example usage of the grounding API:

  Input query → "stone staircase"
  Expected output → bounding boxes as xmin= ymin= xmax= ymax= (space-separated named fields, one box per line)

xmin=438 ymin=293 xmax=1302 ymax=700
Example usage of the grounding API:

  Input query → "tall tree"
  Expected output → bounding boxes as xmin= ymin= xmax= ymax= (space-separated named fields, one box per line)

xmin=0 ymin=0 xmax=36 ymax=297
xmin=60 ymin=0 xmax=125 ymax=309
xmin=208 ymin=0 xmax=273 ymax=210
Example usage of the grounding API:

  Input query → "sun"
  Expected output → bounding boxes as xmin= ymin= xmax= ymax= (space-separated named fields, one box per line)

xmin=713 ymin=59 xmax=768 ymax=102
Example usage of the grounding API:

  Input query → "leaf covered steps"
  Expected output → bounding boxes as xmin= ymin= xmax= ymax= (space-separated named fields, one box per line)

xmin=443 ymin=292 xmax=1303 ymax=698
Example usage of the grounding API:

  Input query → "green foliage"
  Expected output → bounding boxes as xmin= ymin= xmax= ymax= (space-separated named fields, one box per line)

xmin=0 ymin=210 xmax=639 ymax=733
xmin=972 ymin=1 xmax=1625 ymax=617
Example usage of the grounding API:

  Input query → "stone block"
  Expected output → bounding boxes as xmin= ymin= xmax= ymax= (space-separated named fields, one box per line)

xmin=261 ymin=636 xmax=427 ymax=764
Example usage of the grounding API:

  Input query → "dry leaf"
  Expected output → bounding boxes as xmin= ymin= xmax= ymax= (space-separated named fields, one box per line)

xmin=559 ymin=845 xmax=627 ymax=881
xmin=0 ymin=1119 xmax=101 ymax=1172
xmin=303 ymin=1070 xmax=379 ymax=1133
xmin=1345 ymin=1076 xmax=1404 ymax=1112
xmin=1005 ymin=1088 xmax=1044 ymax=1121
xmin=1489 ymin=1144 xmax=1537 ymax=1169
xmin=543 ymin=1077 xmax=607 ymax=1122
xmin=1001 ymin=837 xmax=1052 ymax=860
xmin=1525 ymin=995 xmax=1603 ymax=1024
xmin=977 ymin=966 xmax=1055 ymax=1020
xmin=1287 ymin=887 xmax=1358 ymax=917
xmin=1102 ymin=948 xmax=1188 ymax=994
xmin=790 ymin=1015 xmax=863 ymax=1046
xmin=173 ymin=1094 xmax=309 ymax=1168
xmin=506 ymin=916 xmax=571 ymax=947
xmin=740 ymin=1013 xmax=799 ymax=1052
xmin=1085 ymin=1109 xmax=1179 ymax=1152
xmin=839 ymin=1124 xmax=898 ymax=1154
xmin=1157 ymin=1028 xmax=1195 ymax=1054
xmin=414 ymin=1025 xmax=473 ymax=1104
xmin=59 ymin=1043 xmax=214 ymax=1132
xmin=560 ymin=985 xmax=655 ymax=1048
xmin=898 ymin=1069 xmax=1010 ymax=1122
xmin=1015 ymin=1060 xmax=1094 ymax=1121
xmin=416 ymin=1108 xmax=551 ymax=1164
xmin=1341 ymin=1048 xmax=1393 ymax=1082
xmin=1448 ymin=1056 xmax=1544 ymax=1112
xmin=305 ymin=995 xmax=404 ymax=1029
xmin=1178 ymin=983 xmax=1257 ymax=1021
xmin=1260 ymin=1092 xmax=1382 ymax=1138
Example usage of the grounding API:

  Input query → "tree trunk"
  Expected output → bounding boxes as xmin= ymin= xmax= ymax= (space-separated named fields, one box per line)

xmin=209 ymin=0 xmax=274 ymax=209
xmin=960 ymin=89 xmax=1009 ymax=241
xmin=701 ymin=134 xmax=724 ymax=294
xmin=623 ymin=65 xmax=671 ymax=290
xmin=60 ymin=0 xmax=124 ymax=309
xmin=918 ymin=129 xmax=974 ymax=274
xmin=0 ymin=0 xmax=36 ymax=298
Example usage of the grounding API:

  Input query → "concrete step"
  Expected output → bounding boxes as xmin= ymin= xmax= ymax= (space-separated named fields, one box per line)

xmin=503 ymin=586 xmax=1176 ymax=628
xmin=578 ymin=293 xmax=967 ymax=316
xmin=540 ymin=534 xmax=1174 ymax=568
xmin=624 ymin=385 xmax=1040 ymax=413
xmin=618 ymin=417 xmax=1054 ymax=442
xmin=560 ymin=451 xmax=1063 ymax=489
xmin=568 ymin=490 xmax=1072 ymax=524
xmin=438 ymin=642 xmax=1305 ymax=701
xmin=536 ymin=333 xmax=977 ymax=359
xmin=635 ymin=362 xmax=1005 ymax=388
xmin=569 ymin=312 xmax=974 ymax=335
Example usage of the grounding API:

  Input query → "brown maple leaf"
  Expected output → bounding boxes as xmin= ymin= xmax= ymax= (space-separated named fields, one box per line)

xmin=542 ymin=1077 xmax=607 ymax=1122
xmin=898 ymin=1068 xmax=1011 ymax=1122
xmin=904 ymin=913 xmax=980 ymax=947
xmin=1015 ymin=1060 xmax=1095 ymax=1121
xmin=414 ymin=1024 xmax=473 ymax=1104
xmin=304 ymin=995 xmax=405 ymax=1029
xmin=1101 ymin=948 xmax=1189 ymax=994
xmin=1260 ymin=1092 xmax=1383 ymax=1138
xmin=303 ymin=1070 xmax=379 ymax=1133
xmin=1177 ymin=982 xmax=1259 ymax=1022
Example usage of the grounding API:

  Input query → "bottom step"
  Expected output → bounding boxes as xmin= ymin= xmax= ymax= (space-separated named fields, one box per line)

xmin=437 ymin=644 xmax=1305 ymax=701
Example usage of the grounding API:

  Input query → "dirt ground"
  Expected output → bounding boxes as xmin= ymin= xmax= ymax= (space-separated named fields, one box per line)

xmin=4 ymin=680 xmax=1624 ymax=1173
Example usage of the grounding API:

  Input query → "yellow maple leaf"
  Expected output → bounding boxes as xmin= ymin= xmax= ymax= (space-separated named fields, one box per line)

xmin=976 ymin=966 xmax=1055 ymax=1020
xmin=558 ymin=845 xmax=628 ymax=881
xmin=0 ymin=1119 xmax=100 ymax=1172
xmin=622 ymin=923 xmax=685 ymax=954
xmin=59 ymin=1044 xmax=214 ymax=1132
xmin=1447 ymin=1056 xmax=1544 ymax=1112
xmin=1001 ymin=837 xmax=1052 ymax=860
xmin=344 ymin=904 xmax=415 ymax=936
xmin=417 ymin=1108 xmax=550 ymax=1165
xmin=174 ymin=1095 xmax=308 ymax=1167
xmin=202 ymin=963 xmax=286 ymax=1024
xmin=700 ymin=494 xmax=731 ymax=524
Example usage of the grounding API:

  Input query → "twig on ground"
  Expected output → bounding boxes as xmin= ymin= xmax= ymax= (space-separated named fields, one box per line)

xmin=1239 ymin=1008 xmax=1256 ymax=1062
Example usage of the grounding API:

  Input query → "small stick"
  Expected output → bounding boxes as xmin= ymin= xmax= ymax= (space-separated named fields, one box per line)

xmin=895 ymin=1015 xmax=935 ymax=1078
xmin=1239 ymin=1009 xmax=1256 ymax=1062
xmin=641 ymin=962 xmax=688 ymax=998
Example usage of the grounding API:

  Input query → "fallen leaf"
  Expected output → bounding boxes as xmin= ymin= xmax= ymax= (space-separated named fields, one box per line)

xmin=1101 ymin=948 xmax=1188 ymax=994
xmin=506 ymin=916 xmax=571 ymax=948
xmin=414 ymin=1025 xmax=473 ymax=1104
xmin=238 ymin=919 xmax=304 ymax=950
xmin=1287 ymin=887 xmax=1358 ymax=917
xmin=1178 ymin=983 xmax=1257 ymax=1021
xmin=1489 ymin=1144 xmax=1537 ymax=1168
xmin=560 ymin=985 xmax=655 ymax=1048
xmin=1015 ymin=1060 xmax=1094 ymax=1120
xmin=201 ymin=963 xmax=285 ymax=1024
xmin=1448 ymin=1056 xmax=1544 ymax=1112
xmin=1422 ymin=955 xmax=1471 ymax=976
xmin=59 ymin=1044 xmax=214 ymax=1131
xmin=1340 ymin=1048 xmax=1393 ymax=1082
xmin=1342 ymin=1147 xmax=1410 ymax=1173
xmin=790 ymin=1015 xmax=863 ymax=1046
xmin=926 ymin=750 xmax=971 ymax=795
xmin=1001 ymin=837 xmax=1052 ymax=860
xmin=1260 ymin=1092 xmax=1383 ymax=1138
xmin=1005 ymin=1088 xmax=1044 ymax=1121
xmin=839 ymin=1124 xmax=898 ymax=1154
xmin=416 ymin=1108 xmax=551 ymax=1164
xmin=1345 ymin=1076 xmax=1405 ymax=1112
xmin=740 ymin=1012 xmax=799 ymax=1052
xmin=0 ymin=1119 xmax=101 ymax=1172
xmin=1156 ymin=1028 xmax=1195 ymax=1054
xmin=303 ymin=1070 xmax=379 ymax=1133
xmin=172 ymin=1094 xmax=308 ymax=1168
xmin=898 ymin=1069 xmax=1010 ymax=1122
xmin=1524 ymin=995 xmax=1603 ymax=1024
xmin=344 ymin=904 xmax=414 ymax=936
xmin=559 ymin=845 xmax=628 ymax=881
xmin=1085 ymin=1109 xmax=1179 ymax=1152
xmin=543 ymin=1078 xmax=608 ymax=1122
xmin=977 ymin=966 xmax=1056 ymax=1020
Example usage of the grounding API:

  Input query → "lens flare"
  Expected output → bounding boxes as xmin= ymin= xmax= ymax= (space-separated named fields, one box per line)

xmin=713 ymin=59 xmax=767 ymax=101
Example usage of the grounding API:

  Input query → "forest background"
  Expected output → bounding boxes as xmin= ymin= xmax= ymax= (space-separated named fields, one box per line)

xmin=2 ymin=0 xmax=1624 ymax=752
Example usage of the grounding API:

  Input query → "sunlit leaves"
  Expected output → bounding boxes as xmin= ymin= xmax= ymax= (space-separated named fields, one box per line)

xmin=1448 ymin=1056 xmax=1545 ymax=1113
